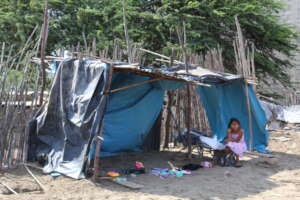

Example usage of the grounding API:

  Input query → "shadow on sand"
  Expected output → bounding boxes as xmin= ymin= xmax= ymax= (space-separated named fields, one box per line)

xmin=94 ymin=150 xmax=300 ymax=200
xmin=2 ymin=149 xmax=300 ymax=200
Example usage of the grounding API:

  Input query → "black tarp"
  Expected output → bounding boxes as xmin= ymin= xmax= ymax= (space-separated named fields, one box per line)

xmin=28 ymin=59 xmax=110 ymax=179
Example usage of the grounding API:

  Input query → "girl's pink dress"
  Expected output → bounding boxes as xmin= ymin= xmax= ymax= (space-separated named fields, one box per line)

xmin=226 ymin=133 xmax=247 ymax=157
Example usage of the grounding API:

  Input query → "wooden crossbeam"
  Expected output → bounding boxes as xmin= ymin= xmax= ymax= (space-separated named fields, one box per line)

xmin=107 ymin=77 xmax=163 ymax=94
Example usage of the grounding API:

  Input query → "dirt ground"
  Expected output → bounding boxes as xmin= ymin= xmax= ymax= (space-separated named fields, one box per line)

xmin=1 ymin=127 xmax=300 ymax=200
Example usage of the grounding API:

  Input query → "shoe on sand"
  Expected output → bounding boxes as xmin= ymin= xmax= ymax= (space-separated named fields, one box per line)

xmin=234 ymin=163 xmax=242 ymax=168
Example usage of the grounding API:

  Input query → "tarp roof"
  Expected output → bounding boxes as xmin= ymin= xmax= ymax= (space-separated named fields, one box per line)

xmin=32 ymin=56 xmax=245 ymax=85
xmin=112 ymin=63 xmax=244 ymax=85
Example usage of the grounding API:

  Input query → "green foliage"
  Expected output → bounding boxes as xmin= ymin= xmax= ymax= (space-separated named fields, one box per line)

xmin=5 ymin=70 xmax=24 ymax=89
xmin=0 ymin=0 xmax=298 ymax=84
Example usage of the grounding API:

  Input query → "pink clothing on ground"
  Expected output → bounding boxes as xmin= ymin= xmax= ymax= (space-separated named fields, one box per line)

xmin=226 ymin=133 xmax=247 ymax=157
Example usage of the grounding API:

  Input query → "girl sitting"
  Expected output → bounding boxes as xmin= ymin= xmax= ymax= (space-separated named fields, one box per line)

xmin=224 ymin=118 xmax=247 ymax=167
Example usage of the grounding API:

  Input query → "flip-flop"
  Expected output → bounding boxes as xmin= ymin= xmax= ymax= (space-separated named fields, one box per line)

xmin=234 ymin=163 xmax=243 ymax=168
xmin=220 ymin=157 xmax=225 ymax=167
xmin=224 ymin=154 xmax=232 ymax=167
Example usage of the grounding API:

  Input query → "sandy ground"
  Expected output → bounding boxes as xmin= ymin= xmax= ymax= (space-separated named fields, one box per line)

xmin=1 ymin=127 xmax=300 ymax=200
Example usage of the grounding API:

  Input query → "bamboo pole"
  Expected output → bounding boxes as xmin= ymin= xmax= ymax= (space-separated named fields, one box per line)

xmin=82 ymin=32 xmax=88 ymax=53
xmin=234 ymin=16 xmax=254 ymax=151
xmin=139 ymin=48 xmax=183 ymax=65
xmin=0 ymin=32 xmax=40 ymax=170
xmin=174 ymin=90 xmax=181 ymax=147
xmin=107 ymin=77 xmax=162 ymax=94
xmin=244 ymin=83 xmax=253 ymax=151
xmin=0 ymin=42 xmax=5 ymax=73
xmin=176 ymin=21 xmax=192 ymax=158
xmin=164 ymin=91 xmax=173 ymax=149
xmin=123 ymin=0 xmax=132 ymax=63
xmin=0 ymin=182 xmax=19 ymax=195
xmin=39 ymin=0 xmax=49 ymax=106
xmin=93 ymin=125 xmax=104 ymax=181
xmin=24 ymin=165 xmax=46 ymax=192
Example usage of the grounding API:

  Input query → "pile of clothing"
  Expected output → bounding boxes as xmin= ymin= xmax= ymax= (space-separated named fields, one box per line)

xmin=151 ymin=168 xmax=191 ymax=179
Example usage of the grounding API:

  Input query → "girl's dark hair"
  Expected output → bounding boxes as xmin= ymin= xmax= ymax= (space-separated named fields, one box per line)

xmin=228 ymin=118 xmax=240 ymax=128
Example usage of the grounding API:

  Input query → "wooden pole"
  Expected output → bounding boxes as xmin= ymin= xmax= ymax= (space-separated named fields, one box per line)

xmin=107 ymin=77 xmax=162 ymax=94
xmin=24 ymin=165 xmax=46 ymax=192
xmin=93 ymin=125 xmax=104 ymax=181
xmin=0 ymin=182 xmax=19 ymax=195
xmin=244 ymin=82 xmax=253 ymax=151
xmin=234 ymin=16 xmax=254 ymax=151
xmin=174 ymin=90 xmax=181 ymax=147
xmin=164 ymin=91 xmax=173 ymax=149
xmin=186 ymin=85 xmax=192 ymax=158
xmin=179 ymin=21 xmax=192 ymax=158
xmin=139 ymin=48 xmax=183 ymax=65
xmin=39 ymin=0 xmax=49 ymax=106
xmin=93 ymin=65 xmax=114 ymax=181
xmin=163 ymin=48 xmax=175 ymax=149
xmin=123 ymin=0 xmax=132 ymax=63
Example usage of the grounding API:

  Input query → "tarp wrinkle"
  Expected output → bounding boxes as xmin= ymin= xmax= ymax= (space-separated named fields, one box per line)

xmin=28 ymin=59 xmax=110 ymax=179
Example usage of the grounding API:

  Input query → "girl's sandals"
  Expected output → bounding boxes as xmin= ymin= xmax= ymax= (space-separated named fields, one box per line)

xmin=225 ymin=153 xmax=234 ymax=167
xmin=234 ymin=162 xmax=243 ymax=168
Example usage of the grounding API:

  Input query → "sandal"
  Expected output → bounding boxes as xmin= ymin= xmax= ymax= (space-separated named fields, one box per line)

xmin=225 ymin=154 xmax=232 ymax=167
xmin=234 ymin=162 xmax=243 ymax=168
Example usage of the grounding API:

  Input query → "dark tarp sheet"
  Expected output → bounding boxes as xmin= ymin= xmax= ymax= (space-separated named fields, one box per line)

xmin=28 ymin=59 xmax=110 ymax=179
xmin=197 ymin=81 xmax=269 ymax=152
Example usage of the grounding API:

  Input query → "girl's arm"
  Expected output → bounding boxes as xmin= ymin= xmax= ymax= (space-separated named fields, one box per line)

xmin=225 ymin=129 xmax=232 ymax=143
xmin=234 ymin=129 xmax=243 ymax=142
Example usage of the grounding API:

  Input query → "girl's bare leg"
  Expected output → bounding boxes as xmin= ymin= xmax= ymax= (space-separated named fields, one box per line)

xmin=236 ymin=155 xmax=240 ymax=163
xmin=235 ymin=155 xmax=242 ymax=167
xmin=225 ymin=147 xmax=231 ymax=154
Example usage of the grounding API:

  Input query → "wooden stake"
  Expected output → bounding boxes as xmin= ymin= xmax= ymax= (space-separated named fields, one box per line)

xmin=139 ymin=48 xmax=183 ymax=65
xmin=39 ymin=0 xmax=49 ymax=106
xmin=0 ymin=182 xmax=19 ymax=195
xmin=234 ymin=16 xmax=255 ymax=151
xmin=244 ymin=83 xmax=254 ymax=151
xmin=23 ymin=163 xmax=43 ymax=171
xmin=164 ymin=91 xmax=173 ymax=149
xmin=24 ymin=165 xmax=46 ymax=192
xmin=82 ymin=32 xmax=88 ymax=53
xmin=177 ymin=21 xmax=192 ymax=158
xmin=174 ymin=90 xmax=181 ymax=147
xmin=93 ymin=65 xmax=114 ymax=181
xmin=167 ymin=161 xmax=176 ymax=170
xmin=186 ymin=84 xmax=192 ymax=158
xmin=93 ymin=125 xmax=104 ymax=181
xmin=123 ymin=0 xmax=132 ymax=63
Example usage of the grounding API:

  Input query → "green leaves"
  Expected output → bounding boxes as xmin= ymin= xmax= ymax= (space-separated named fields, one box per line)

xmin=0 ymin=0 xmax=297 ymax=85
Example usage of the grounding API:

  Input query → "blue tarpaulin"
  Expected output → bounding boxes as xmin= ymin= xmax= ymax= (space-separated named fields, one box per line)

xmin=197 ymin=81 xmax=269 ymax=152
xmin=90 ymin=72 xmax=183 ymax=157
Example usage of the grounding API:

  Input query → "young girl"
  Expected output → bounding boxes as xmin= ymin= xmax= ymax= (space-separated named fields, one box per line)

xmin=224 ymin=118 xmax=247 ymax=167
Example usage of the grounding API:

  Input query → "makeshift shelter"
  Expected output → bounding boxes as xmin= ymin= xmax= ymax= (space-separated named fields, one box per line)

xmin=28 ymin=58 xmax=269 ymax=179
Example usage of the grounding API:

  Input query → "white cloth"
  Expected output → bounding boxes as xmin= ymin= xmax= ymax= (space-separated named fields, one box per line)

xmin=277 ymin=105 xmax=300 ymax=124
xmin=199 ymin=135 xmax=225 ymax=150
